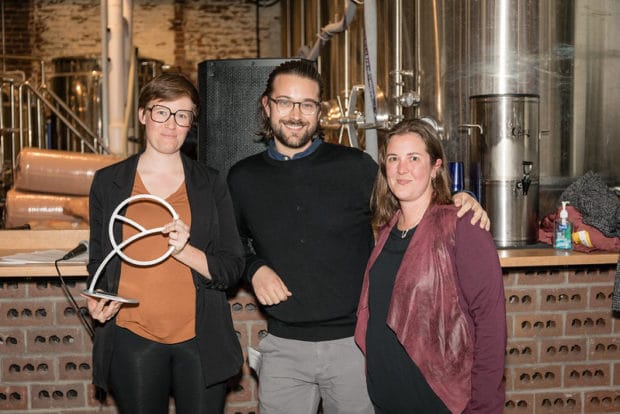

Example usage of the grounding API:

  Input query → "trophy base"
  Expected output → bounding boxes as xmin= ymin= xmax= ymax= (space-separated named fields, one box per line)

xmin=82 ymin=289 xmax=139 ymax=304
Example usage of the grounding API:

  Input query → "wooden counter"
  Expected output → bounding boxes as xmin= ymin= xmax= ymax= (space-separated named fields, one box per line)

xmin=498 ymin=247 xmax=619 ymax=268
xmin=0 ymin=230 xmax=617 ymax=277
xmin=0 ymin=229 xmax=89 ymax=277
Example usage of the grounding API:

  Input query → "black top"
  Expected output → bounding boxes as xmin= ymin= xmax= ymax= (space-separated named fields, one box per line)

xmin=366 ymin=225 xmax=450 ymax=413
xmin=88 ymin=152 xmax=245 ymax=390
xmin=227 ymin=141 xmax=377 ymax=341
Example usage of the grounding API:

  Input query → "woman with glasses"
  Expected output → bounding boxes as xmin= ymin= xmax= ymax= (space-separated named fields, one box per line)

xmin=83 ymin=72 xmax=244 ymax=413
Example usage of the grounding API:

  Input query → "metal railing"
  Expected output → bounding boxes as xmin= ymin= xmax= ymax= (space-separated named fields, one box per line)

xmin=0 ymin=55 xmax=110 ymax=176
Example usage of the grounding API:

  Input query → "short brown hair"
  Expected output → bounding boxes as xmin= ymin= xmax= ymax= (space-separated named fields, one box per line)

xmin=138 ymin=72 xmax=199 ymax=117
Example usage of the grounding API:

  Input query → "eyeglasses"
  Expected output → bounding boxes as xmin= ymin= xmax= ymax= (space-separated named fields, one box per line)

xmin=267 ymin=96 xmax=320 ymax=116
xmin=146 ymin=104 xmax=194 ymax=127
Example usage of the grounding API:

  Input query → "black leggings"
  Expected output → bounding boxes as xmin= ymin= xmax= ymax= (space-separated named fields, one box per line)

xmin=109 ymin=326 xmax=226 ymax=414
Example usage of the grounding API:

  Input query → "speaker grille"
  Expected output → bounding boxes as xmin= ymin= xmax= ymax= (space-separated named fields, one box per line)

xmin=197 ymin=58 xmax=297 ymax=177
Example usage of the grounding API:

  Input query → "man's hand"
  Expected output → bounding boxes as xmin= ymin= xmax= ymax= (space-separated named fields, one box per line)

xmin=453 ymin=192 xmax=490 ymax=231
xmin=251 ymin=265 xmax=292 ymax=306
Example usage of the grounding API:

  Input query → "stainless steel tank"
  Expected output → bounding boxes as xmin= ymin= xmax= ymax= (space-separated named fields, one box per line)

xmin=280 ymin=0 xmax=620 ymax=214
xmin=470 ymin=94 xmax=540 ymax=247
xmin=50 ymin=55 xmax=164 ymax=151
xmin=50 ymin=56 xmax=102 ymax=151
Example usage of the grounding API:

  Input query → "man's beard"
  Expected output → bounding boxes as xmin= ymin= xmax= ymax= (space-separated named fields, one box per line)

xmin=271 ymin=118 xmax=318 ymax=150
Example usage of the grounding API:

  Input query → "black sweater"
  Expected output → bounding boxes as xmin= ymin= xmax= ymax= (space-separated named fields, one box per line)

xmin=228 ymin=141 xmax=377 ymax=341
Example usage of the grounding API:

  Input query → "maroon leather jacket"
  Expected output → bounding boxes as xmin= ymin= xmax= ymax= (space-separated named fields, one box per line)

xmin=355 ymin=204 xmax=506 ymax=413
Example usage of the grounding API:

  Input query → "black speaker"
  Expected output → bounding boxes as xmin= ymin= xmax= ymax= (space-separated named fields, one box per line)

xmin=197 ymin=58 xmax=298 ymax=177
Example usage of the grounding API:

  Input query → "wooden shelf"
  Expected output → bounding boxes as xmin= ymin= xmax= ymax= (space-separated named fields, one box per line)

xmin=0 ymin=230 xmax=617 ymax=277
xmin=498 ymin=248 xmax=618 ymax=268
xmin=0 ymin=229 xmax=89 ymax=277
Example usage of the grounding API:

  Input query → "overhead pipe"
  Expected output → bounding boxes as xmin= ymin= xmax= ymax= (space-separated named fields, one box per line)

xmin=299 ymin=0 xmax=360 ymax=61
xmin=100 ymin=0 xmax=109 ymax=151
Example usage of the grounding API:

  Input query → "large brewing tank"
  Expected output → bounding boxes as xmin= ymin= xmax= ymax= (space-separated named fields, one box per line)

xmin=281 ymin=1 xmax=620 ymax=209
xmin=470 ymin=94 xmax=540 ymax=247
xmin=50 ymin=55 xmax=164 ymax=151
xmin=50 ymin=56 xmax=102 ymax=151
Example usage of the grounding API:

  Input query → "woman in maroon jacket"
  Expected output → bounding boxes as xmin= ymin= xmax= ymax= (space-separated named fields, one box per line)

xmin=354 ymin=119 xmax=506 ymax=413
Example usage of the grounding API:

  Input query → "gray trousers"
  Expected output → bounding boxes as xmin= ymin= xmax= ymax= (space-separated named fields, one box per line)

xmin=256 ymin=334 xmax=374 ymax=414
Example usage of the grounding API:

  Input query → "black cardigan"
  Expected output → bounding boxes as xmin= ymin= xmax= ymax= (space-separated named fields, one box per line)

xmin=87 ymin=152 xmax=244 ymax=389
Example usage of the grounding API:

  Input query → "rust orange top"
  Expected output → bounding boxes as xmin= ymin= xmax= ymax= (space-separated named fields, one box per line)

xmin=116 ymin=174 xmax=195 ymax=344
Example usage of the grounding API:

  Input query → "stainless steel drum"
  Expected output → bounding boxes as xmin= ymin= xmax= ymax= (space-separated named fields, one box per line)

xmin=50 ymin=56 xmax=103 ymax=151
xmin=470 ymin=94 xmax=540 ymax=247
xmin=50 ymin=55 xmax=164 ymax=151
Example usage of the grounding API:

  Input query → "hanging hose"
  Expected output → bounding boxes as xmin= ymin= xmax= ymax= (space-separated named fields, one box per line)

xmin=300 ymin=0 xmax=361 ymax=61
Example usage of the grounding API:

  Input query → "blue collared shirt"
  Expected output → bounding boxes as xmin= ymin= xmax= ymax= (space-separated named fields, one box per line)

xmin=267 ymin=137 xmax=322 ymax=160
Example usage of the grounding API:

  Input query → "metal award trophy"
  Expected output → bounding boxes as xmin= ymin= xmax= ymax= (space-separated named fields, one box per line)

xmin=82 ymin=194 xmax=179 ymax=304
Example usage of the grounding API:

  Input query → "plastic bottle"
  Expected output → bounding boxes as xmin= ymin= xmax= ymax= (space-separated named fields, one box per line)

xmin=553 ymin=201 xmax=573 ymax=250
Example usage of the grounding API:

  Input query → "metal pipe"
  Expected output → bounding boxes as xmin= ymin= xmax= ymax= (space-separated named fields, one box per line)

xmin=26 ymin=86 xmax=33 ymax=147
xmin=100 ymin=0 xmax=110 ymax=151
xmin=122 ymin=1 xmax=136 ymax=154
xmin=123 ymin=49 xmax=137 ymax=151
xmin=414 ymin=0 xmax=421 ymax=118
xmin=0 ymin=85 xmax=3 ymax=168
xmin=1 ymin=1 xmax=5 ymax=73
xmin=107 ymin=0 xmax=126 ymax=156
xmin=364 ymin=0 xmax=378 ymax=160
xmin=344 ymin=24 xmax=350 ymax=105
xmin=393 ymin=0 xmax=403 ymax=120
xmin=431 ymin=0 xmax=441 ymax=121
xmin=302 ymin=0 xmax=358 ymax=61
xmin=316 ymin=0 xmax=322 ymax=72
xmin=10 ymin=81 xmax=16 ymax=165
xmin=35 ymin=91 xmax=43 ymax=148
xmin=285 ymin=0 xmax=291 ymax=56
xmin=39 ymin=59 xmax=46 ymax=85
xmin=300 ymin=0 xmax=306 ymax=49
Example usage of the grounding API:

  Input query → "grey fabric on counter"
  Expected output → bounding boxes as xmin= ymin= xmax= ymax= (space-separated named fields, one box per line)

xmin=560 ymin=171 xmax=620 ymax=238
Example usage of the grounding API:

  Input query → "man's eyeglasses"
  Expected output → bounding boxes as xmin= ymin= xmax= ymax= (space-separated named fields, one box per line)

xmin=268 ymin=96 xmax=320 ymax=116
xmin=146 ymin=105 xmax=194 ymax=127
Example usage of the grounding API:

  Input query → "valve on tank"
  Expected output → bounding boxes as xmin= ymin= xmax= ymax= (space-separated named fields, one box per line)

xmin=515 ymin=161 xmax=533 ymax=196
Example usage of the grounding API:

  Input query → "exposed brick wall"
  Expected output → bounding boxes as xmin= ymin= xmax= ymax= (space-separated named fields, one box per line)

xmin=1 ymin=264 xmax=619 ymax=413
xmin=0 ymin=277 xmax=263 ymax=413
xmin=2 ymin=0 xmax=283 ymax=82
xmin=1 ymin=0 xmax=36 ymax=79
xmin=503 ymin=265 xmax=620 ymax=413
xmin=0 ymin=278 xmax=115 ymax=412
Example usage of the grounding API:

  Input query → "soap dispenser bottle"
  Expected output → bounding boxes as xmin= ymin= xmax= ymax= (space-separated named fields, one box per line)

xmin=554 ymin=201 xmax=573 ymax=250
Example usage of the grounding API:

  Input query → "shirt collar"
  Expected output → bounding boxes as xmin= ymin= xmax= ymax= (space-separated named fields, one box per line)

xmin=267 ymin=137 xmax=322 ymax=161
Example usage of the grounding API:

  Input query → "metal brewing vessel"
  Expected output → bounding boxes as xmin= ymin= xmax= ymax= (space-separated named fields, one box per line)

xmin=50 ymin=56 xmax=103 ymax=151
xmin=280 ymin=0 xmax=620 ymax=219
xmin=470 ymin=94 xmax=540 ymax=247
